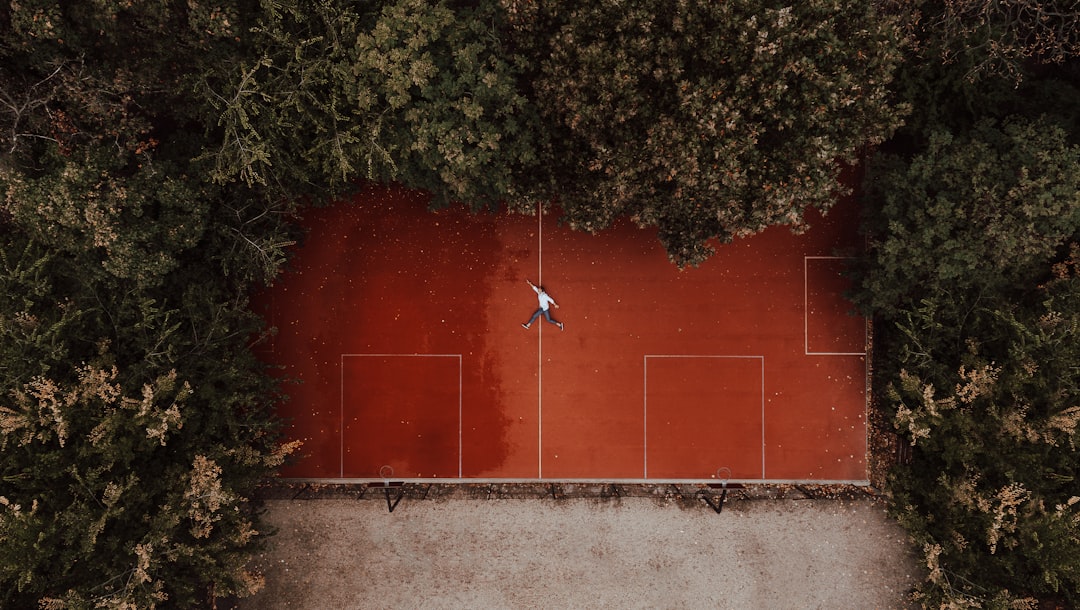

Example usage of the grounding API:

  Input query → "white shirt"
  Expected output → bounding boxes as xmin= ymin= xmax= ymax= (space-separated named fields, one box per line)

xmin=534 ymin=287 xmax=555 ymax=310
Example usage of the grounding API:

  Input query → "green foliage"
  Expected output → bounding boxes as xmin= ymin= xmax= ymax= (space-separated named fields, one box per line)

xmin=856 ymin=112 xmax=1080 ymax=605
xmin=892 ymin=0 xmax=1080 ymax=84
xmin=0 ymin=211 xmax=293 ymax=608
xmin=855 ymin=117 xmax=1080 ymax=321
xmin=882 ymin=0 xmax=1080 ymax=139
xmin=509 ymin=0 xmax=907 ymax=265
xmin=356 ymin=0 xmax=538 ymax=206
xmin=0 ymin=356 xmax=282 ymax=608
xmin=3 ymin=145 xmax=207 ymax=288
xmin=883 ymin=256 xmax=1080 ymax=607
xmin=0 ymin=2 xmax=295 ymax=607
xmin=198 ymin=0 xmax=536 ymax=206
xmin=0 ymin=1 xmax=253 ymax=162
xmin=200 ymin=0 xmax=908 ymax=261
xmin=0 ymin=240 xmax=86 ymax=383
xmin=196 ymin=0 xmax=908 ymax=264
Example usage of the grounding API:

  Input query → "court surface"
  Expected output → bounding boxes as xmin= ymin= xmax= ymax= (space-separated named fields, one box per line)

xmin=255 ymin=182 xmax=868 ymax=483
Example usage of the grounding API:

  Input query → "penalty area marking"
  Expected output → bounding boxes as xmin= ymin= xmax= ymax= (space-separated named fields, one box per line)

xmin=804 ymin=256 xmax=867 ymax=356
xmin=643 ymin=355 xmax=765 ymax=479
xmin=340 ymin=354 xmax=463 ymax=478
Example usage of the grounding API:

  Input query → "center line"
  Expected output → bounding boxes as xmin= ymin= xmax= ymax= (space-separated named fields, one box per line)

xmin=537 ymin=201 xmax=543 ymax=479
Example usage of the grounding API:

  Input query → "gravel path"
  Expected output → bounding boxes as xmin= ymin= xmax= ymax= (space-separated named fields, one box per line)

xmin=239 ymin=495 xmax=920 ymax=609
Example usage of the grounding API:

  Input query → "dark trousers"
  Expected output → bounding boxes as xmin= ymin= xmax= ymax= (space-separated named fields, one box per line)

xmin=526 ymin=308 xmax=559 ymax=326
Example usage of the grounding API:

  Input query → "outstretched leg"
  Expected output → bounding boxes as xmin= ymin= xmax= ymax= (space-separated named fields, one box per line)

xmin=523 ymin=308 xmax=543 ymax=328
xmin=541 ymin=309 xmax=564 ymax=330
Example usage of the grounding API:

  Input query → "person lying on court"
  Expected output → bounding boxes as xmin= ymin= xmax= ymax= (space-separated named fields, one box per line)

xmin=522 ymin=279 xmax=564 ymax=331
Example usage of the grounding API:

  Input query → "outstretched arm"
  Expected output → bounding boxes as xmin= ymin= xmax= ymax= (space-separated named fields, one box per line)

xmin=527 ymin=279 xmax=557 ymax=306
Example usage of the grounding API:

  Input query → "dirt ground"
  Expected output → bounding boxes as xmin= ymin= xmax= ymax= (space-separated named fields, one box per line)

xmin=239 ymin=493 xmax=921 ymax=609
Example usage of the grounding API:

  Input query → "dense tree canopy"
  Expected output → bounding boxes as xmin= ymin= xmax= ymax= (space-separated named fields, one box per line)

xmin=855 ymin=5 xmax=1080 ymax=600
xmin=201 ymin=0 xmax=908 ymax=265
xmin=881 ymin=0 xmax=1080 ymax=138
xmin=4 ymin=0 xmax=1076 ymax=607
xmin=508 ymin=0 xmax=906 ymax=265
xmin=199 ymin=0 xmax=538 ymax=207
xmin=886 ymin=0 xmax=1080 ymax=83
xmin=1 ymin=1 xmax=295 ymax=607
xmin=884 ymin=258 xmax=1080 ymax=606
xmin=0 ymin=227 xmax=296 ymax=608
xmin=854 ymin=112 xmax=1080 ymax=607
xmin=856 ymin=117 xmax=1080 ymax=319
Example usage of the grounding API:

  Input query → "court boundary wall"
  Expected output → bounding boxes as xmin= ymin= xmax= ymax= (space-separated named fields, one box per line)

xmin=258 ymin=480 xmax=885 ymax=511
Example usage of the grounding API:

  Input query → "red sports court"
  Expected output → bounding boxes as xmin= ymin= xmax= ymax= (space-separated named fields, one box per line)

xmin=255 ymin=182 xmax=868 ymax=483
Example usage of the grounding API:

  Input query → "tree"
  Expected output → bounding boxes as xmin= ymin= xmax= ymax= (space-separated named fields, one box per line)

xmin=883 ymin=251 xmax=1080 ymax=607
xmin=1 ymin=2 xmax=297 ymax=606
xmin=854 ymin=117 xmax=1080 ymax=320
xmin=0 ymin=0 xmax=254 ymax=162
xmin=506 ymin=0 xmax=907 ymax=266
xmin=854 ymin=115 xmax=1080 ymax=606
xmin=875 ymin=0 xmax=1080 ymax=140
xmin=0 ymin=212 xmax=296 ymax=608
xmin=0 ymin=351 xmax=292 ymax=607
xmin=2 ymin=144 xmax=206 ymax=288
xmin=198 ymin=0 xmax=538 ymax=207
xmin=880 ymin=0 xmax=1080 ymax=84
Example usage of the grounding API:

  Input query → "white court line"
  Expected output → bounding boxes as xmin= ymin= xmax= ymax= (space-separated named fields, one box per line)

xmin=804 ymin=256 xmax=867 ymax=356
xmin=537 ymin=201 xmax=543 ymax=478
xmin=802 ymin=256 xmax=873 ymax=477
xmin=863 ymin=324 xmax=871 ymax=478
xmin=538 ymin=200 xmax=543 ymax=287
xmin=340 ymin=353 xmax=463 ymax=478
xmin=643 ymin=355 xmax=766 ymax=479
xmin=286 ymin=476 xmax=871 ymax=485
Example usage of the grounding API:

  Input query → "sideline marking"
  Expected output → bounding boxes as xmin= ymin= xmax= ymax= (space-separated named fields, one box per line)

xmin=340 ymin=353 xmax=463 ymax=478
xmin=286 ymin=476 xmax=870 ymax=485
xmin=804 ymin=256 xmax=871 ymax=479
xmin=643 ymin=355 xmax=765 ymax=479
xmin=804 ymin=256 xmax=867 ymax=356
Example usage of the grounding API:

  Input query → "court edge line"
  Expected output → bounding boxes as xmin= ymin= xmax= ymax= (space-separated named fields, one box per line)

xmin=643 ymin=356 xmax=648 ymax=478
xmin=341 ymin=353 xmax=462 ymax=357
xmin=643 ymin=354 xmax=765 ymax=480
xmin=644 ymin=354 xmax=764 ymax=359
xmin=459 ymin=356 xmax=463 ymax=478
xmin=760 ymin=356 xmax=765 ymax=479
xmin=340 ymin=354 xmax=344 ymax=478
xmin=280 ymin=477 xmax=872 ymax=486
xmin=864 ymin=318 xmax=872 ymax=482
xmin=339 ymin=353 xmax=463 ymax=478
xmin=803 ymin=255 xmax=868 ymax=356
